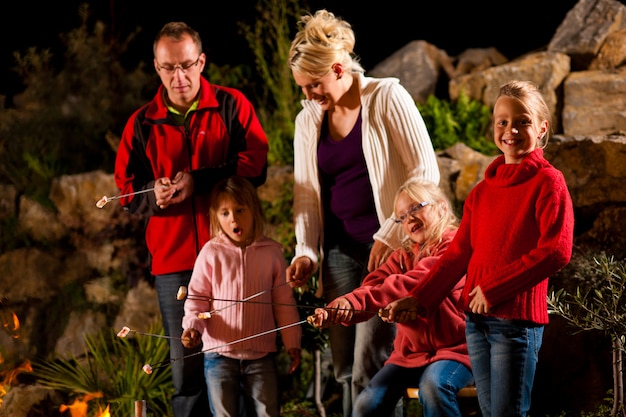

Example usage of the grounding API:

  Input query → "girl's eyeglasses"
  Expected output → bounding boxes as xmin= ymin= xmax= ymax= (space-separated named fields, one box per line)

xmin=393 ymin=202 xmax=430 ymax=224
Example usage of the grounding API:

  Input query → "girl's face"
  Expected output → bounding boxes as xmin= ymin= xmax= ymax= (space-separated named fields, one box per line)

xmin=292 ymin=64 xmax=346 ymax=111
xmin=493 ymin=96 xmax=548 ymax=164
xmin=394 ymin=192 xmax=436 ymax=245
xmin=215 ymin=195 xmax=254 ymax=247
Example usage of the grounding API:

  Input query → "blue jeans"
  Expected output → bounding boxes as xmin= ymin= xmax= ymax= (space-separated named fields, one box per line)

xmin=465 ymin=313 xmax=544 ymax=417
xmin=353 ymin=361 xmax=474 ymax=417
xmin=155 ymin=272 xmax=210 ymax=417
xmin=323 ymin=243 xmax=396 ymax=417
xmin=204 ymin=352 xmax=280 ymax=417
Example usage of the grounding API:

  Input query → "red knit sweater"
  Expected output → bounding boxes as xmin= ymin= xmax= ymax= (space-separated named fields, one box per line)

xmin=409 ymin=148 xmax=574 ymax=324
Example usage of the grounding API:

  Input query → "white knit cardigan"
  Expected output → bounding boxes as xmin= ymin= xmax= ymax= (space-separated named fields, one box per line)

xmin=292 ymin=74 xmax=440 ymax=294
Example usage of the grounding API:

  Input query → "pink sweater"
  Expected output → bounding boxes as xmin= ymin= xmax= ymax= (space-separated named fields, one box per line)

xmin=182 ymin=234 xmax=301 ymax=358
xmin=410 ymin=148 xmax=574 ymax=324
xmin=342 ymin=229 xmax=471 ymax=370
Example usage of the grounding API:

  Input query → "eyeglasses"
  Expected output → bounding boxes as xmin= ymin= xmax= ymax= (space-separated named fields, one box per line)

xmin=156 ymin=56 xmax=201 ymax=74
xmin=393 ymin=202 xmax=430 ymax=224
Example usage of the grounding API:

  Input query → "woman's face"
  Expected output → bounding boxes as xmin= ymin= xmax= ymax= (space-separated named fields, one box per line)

xmin=292 ymin=66 xmax=345 ymax=110
xmin=215 ymin=195 xmax=254 ymax=247
xmin=394 ymin=191 xmax=436 ymax=245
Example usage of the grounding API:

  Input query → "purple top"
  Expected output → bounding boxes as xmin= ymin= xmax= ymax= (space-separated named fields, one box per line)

xmin=318 ymin=112 xmax=379 ymax=244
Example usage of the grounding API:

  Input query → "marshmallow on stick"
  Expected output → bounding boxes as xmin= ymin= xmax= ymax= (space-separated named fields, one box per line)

xmin=96 ymin=185 xmax=169 ymax=208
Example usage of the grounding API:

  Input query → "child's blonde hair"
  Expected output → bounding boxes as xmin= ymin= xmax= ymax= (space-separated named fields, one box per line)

xmin=208 ymin=176 xmax=265 ymax=241
xmin=394 ymin=178 xmax=459 ymax=258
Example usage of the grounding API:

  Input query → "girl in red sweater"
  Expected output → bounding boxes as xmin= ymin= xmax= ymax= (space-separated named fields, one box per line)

xmin=385 ymin=80 xmax=574 ymax=417
xmin=309 ymin=178 xmax=473 ymax=417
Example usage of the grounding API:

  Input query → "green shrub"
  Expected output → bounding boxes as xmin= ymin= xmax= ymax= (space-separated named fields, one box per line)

xmin=418 ymin=90 xmax=497 ymax=155
xmin=32 ymin=322 xmax=172 ymax=417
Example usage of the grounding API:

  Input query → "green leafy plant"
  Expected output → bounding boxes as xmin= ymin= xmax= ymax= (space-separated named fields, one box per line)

xmin=548 ymin=253 xmax=626 ymax=417
xmin=238 ymin=0 xmax=305 ymax=166
xmin=32 ymin=322 xmax=173 ymax=417
xmin=418 ymin=90 xmax=497 ymax=155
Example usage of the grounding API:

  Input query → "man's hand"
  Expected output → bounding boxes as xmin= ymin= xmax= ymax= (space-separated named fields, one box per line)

xmin=286 ymin=256 xmax=316 ymax=288
xmin=156 ymin=171 xmax=194 ymax=209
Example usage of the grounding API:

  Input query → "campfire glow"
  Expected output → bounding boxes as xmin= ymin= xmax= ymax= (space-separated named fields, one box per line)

xmin=59 ymin=391 xmax=105 ymax=417
xmin=0 ymin=358 xmax=33 ymax=409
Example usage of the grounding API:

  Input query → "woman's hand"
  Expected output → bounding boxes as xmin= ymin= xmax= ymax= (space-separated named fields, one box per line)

xmin=368 ymin=240 xmax=393 ymax=272
xmin=286 ymin=256 xmax=316 ymax=288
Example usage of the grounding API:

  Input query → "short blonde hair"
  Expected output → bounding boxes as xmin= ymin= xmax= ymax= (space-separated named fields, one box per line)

xmin=288 ymin=9 xmax=364 ymax=78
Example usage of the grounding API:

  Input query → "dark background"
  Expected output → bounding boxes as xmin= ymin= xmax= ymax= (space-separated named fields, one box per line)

xmin=0 ymin=0 xmax=611 ymax=101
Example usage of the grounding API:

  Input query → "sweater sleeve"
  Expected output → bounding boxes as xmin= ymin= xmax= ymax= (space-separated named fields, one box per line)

xmin=292 ymin=105 xmax=324 ymax=266
xmin=367 ymin=79 xmax=440 ymax=249
xmin=344 ymin=231 xmax=457 ymax=322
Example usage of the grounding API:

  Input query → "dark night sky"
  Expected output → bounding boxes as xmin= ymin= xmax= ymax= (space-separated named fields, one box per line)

xmin=0 ymin=0 xmax=611 ymax=100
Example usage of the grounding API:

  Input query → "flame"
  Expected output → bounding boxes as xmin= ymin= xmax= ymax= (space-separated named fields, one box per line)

xmin=1 ymin=300 xmax=20 ymax=339
xmin=0 ymin=360 xmax=33 ymax=407
xmin=59 ymin=391 xmax=104 ymax=417
xmin=96 ymin=404 xmax=111 ymax=417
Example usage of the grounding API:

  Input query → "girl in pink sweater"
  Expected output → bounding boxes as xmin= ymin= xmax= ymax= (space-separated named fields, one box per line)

xmin=182 ymin=176 xmax=301 ymax=417
xmin=309 ymin=178 xmax=473 ymax=417
xmin=385 ymin=80 xmax=575 ymax=417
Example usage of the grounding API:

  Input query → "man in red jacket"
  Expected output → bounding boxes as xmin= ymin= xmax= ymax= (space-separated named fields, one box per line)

xmin=114 ymin=21 xmax=268 ymax=417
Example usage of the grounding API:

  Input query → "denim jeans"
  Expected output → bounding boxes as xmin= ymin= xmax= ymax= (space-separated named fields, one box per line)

xmin=204 ymin=352 xmax=280 ymax=417
xmin=466 ymin=313 xmax=544 ymax=417
xmin=323 ymin=243 xmax=396 ymax=417
xmin=353 ymin=361 xmax=473 ymax=417
xmin=155 ymin=272 xmax=210 ymax=417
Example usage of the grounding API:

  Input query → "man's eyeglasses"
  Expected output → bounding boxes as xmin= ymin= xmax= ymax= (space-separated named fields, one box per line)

xmin=156 ymin=56 xmax=201 ymax=75
xmin=393 ymin=202 xmax=430 ymax=224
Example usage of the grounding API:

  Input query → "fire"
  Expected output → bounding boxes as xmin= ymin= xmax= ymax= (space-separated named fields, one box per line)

xmin=1 ymin=299 xmax=20 ymax=339
xmin=96 ymin=404 xmax=111 ymax=417
xmin=59 ymin=391 xmax=104 ymax=417
xmin=0 ymin=359 xmax=32 ymax=408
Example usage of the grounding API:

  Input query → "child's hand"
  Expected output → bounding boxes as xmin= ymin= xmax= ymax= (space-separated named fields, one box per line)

xmin=181 ymin=328 xmax=201 ymax=348
xmin=381 ymin=296 xmax=419 ymax=323
xmin=287 ymin=348 xmax=301 ymax=374
xmin=469 ymin=285 xmax=490 ymax=314
xmin=325 ymin=297 xmax=354 ymax=324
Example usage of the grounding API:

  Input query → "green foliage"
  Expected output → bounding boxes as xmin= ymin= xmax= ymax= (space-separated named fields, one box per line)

xmin=418 ymin=90 xmax=497 ymax=155
xmin=32 ymin=322 xmax=173 ymax=417
xmin=238 ymin=0 xmax=305 ymax=166
xmin=0 ymin=4 xmax=152 ymax=205
xmin=548 ymin=253 xmax=626 ymax=340
xmin=548 ymin=252 xmax=626 ymax=416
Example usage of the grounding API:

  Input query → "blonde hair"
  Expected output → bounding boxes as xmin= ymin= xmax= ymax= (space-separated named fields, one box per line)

xmin=394 ymin=178 xmax=459 ymax=258
xmin=496 ymin=80 xmax=552 ymax=148
xmin=288 ymin=9 xmax=364 ymax=78
xmin=208 ymin=176 xmax=265 ymax=242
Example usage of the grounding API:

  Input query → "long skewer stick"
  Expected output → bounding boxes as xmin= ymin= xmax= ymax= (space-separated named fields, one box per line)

xmin=96 ymin=185 xmax=169 ymax=208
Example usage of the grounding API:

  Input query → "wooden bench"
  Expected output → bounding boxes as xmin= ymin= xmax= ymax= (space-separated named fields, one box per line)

xmin=405 ymin=385 xmax=480 ymax=416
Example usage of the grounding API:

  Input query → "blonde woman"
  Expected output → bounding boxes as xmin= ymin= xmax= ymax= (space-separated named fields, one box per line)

xmin=285 ymin=9 xmax=440 ymax=417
